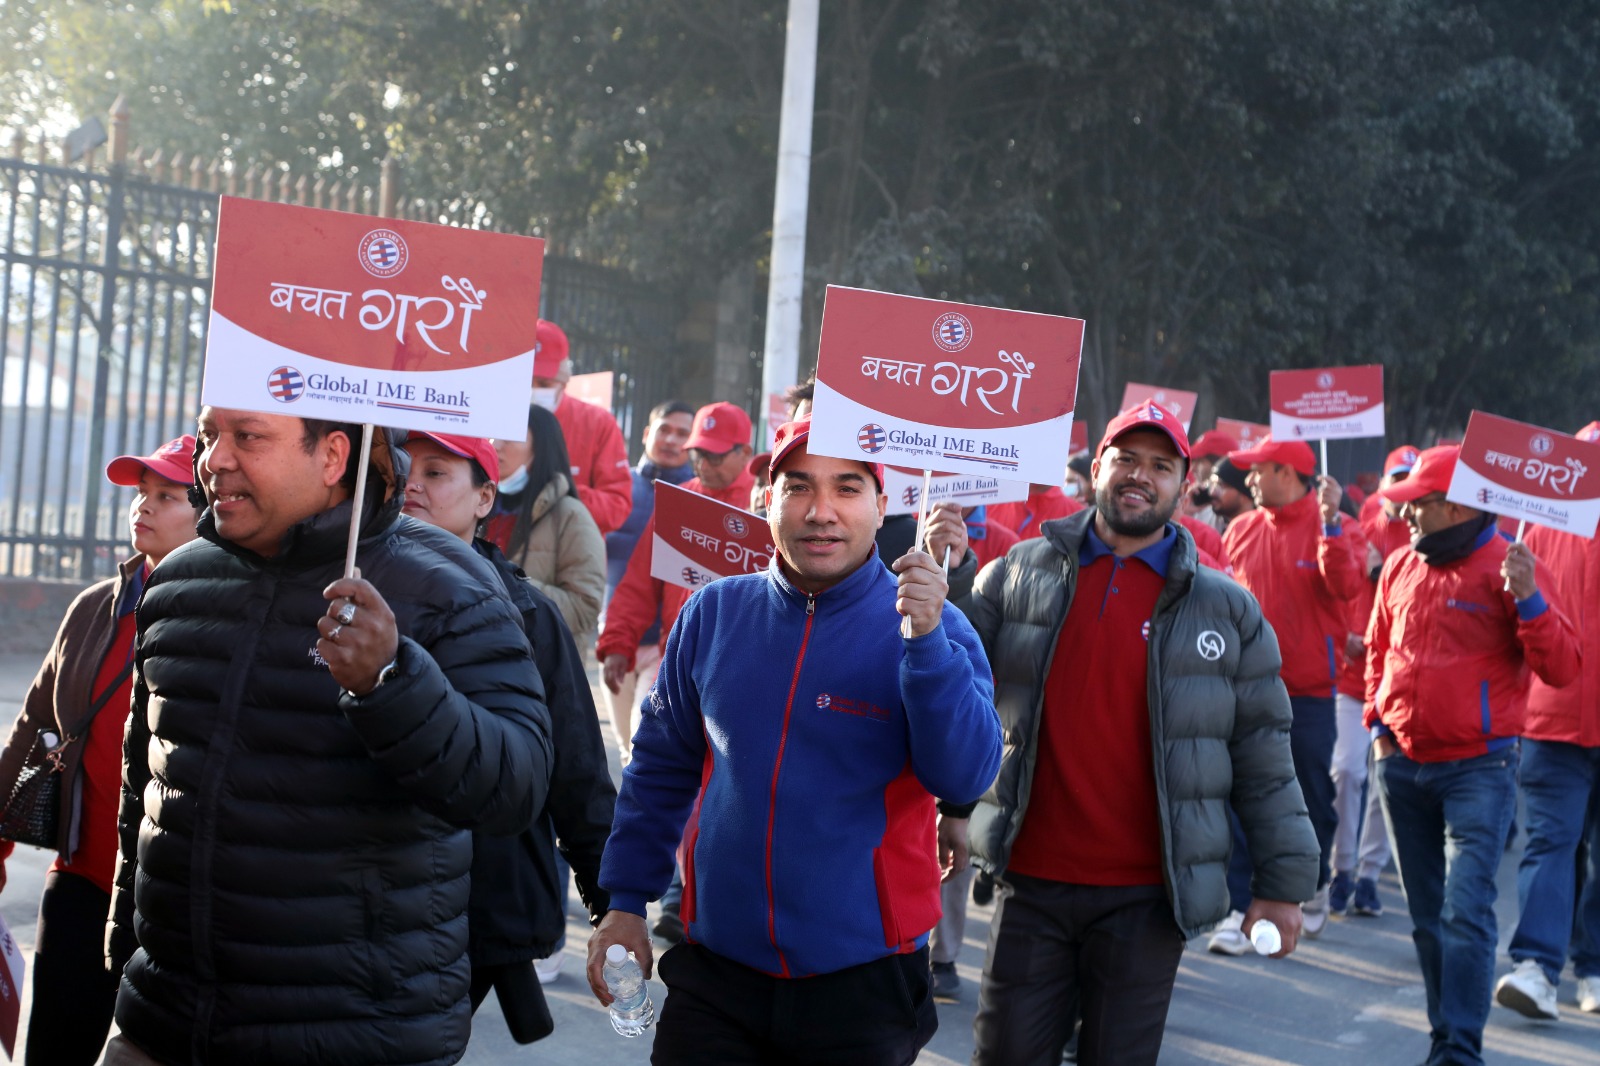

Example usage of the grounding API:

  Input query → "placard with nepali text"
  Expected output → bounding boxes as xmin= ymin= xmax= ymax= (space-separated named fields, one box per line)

xmin=650 ymin=481 xmax=775 ymax=592
xmin=1120 ymin=383 xmax=1198 ymax=432
xmin=881 ymin=466 xmax=1028 ymax=517
xmin=1447 ymin=411 xmax=1600 ymax=538
xmin=809 ymin=286 xmax=1083 ymax=484
xmin=0 ymin=913 xmax=21 ymax=1059
xmin=1216 ymin=417 xmax=1271 ymax=451
xmin=1269 ymin=365 xmax=1384 ymax=441
xmin=203 ymin=197 xmax=543 ymax=439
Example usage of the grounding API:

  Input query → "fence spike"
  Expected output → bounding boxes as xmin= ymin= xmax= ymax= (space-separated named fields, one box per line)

xmin=225 ymin=160 xmax=238 ymax=196
xmin=109 ymin=95 xmax=130 ymax=165
xmin=312 ymin=174 xmax=327 ymax=210
xmin=295 ymin=172 xmax=310 ymax=205
xmin=207 ymin=158 xmax=221 ymax=193
xmin=146 ymin=148 xmax=165 ymax=182
xmin=379 ymin=155 xmax=396 ymax=219
xmin=192 ymin=155 xmax=206 ymax=190
xmin=242 ymin=162 xmax=258 ymax=199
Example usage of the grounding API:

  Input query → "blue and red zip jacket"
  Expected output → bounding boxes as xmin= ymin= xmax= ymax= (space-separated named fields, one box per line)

xmin=599 ymin=548 xmax=1001 ymax=977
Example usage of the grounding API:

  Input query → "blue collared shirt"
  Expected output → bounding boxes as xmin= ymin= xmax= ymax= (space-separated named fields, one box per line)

xmin=1078 ymin=519 xmax=1178 ymax=578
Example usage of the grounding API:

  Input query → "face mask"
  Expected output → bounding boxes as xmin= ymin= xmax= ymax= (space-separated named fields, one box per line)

xmin=530 ymin=387 xmax=560 ymax=412
xmin=498 ymin=465 xmax=530 ymax=495
xmin=1063 ymin=482 xmax=1081 ymax=498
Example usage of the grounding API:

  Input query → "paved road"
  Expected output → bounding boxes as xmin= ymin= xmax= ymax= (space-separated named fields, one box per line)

xmin=0 ymin=651 xmax=1596 ymax=1064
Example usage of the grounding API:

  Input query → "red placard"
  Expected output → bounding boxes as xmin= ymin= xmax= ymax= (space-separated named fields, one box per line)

xmin=566 ymin=371 xmax=614 ymax=412
xmin=1447 ymin=411 xmax=1600 ymax=537
xmin=1269 ymin=365 xmax=1384 ymax=441
xmin=0 ymin=914 xmax=22 ymax=1058
xmin=1069 ymin=420 xmax=1088 ymax=455
xmin=650 ymin=481 xmax=775 ymax=591
xmin=204 ymin=197 xmax=543 ymax=438
xmin=1215 ymin=417 xmax=1271 ymax=451
xmin=767 ymin=393 xmax=790 ymax=447
xmin=1120 ymin=382 xmax=1198 ymax=432
xmin=810 ymin=286 xmax=1083 ymax=483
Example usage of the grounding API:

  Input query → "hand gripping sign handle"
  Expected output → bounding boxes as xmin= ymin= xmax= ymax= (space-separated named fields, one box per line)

xmin=343 ymin=423 xmax=377 ymax=579
xmin=1504 ymin=519 xmax=1527 ymax=593
xmin=899 ymin=470 xmax=950 ymax=639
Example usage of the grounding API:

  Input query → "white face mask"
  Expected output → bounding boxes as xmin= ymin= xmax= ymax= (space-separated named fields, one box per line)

xmin=498 ymin=465 xmax=530 ymax=495
xmin=1063 ymin=481 xmax=1081 ymax=498
xmin=530 ymin=387 xmax=560 ymax=412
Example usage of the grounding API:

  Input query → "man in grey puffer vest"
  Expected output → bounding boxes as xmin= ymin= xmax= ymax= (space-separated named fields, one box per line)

xmin=962 ymin=401 xmax=1318 ymax=1066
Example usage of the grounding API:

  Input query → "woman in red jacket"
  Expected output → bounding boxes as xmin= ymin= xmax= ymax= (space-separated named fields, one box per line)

xmin=0 ymin=436 xmax=200 ymax=1065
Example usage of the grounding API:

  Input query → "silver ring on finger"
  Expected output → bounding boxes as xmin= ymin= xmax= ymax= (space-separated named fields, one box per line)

xmin=336 ymin=602 xmax=357 ymax=627
xmin=329 ymin=624 xmax=342 ymax=644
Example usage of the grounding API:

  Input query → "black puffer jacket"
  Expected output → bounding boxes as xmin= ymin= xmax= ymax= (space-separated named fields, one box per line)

xmin=966 ymin=510 xmax=1318 ymax=936
xmin=108 ymin=429 xmax=553 ymax=1066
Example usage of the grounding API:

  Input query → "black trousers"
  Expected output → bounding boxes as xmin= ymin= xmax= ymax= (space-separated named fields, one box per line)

xmin=28 ymin=869 xmax=118 ymax=1066
xmin=650 ymin=941 xmax=937 ymax=1066
xmin=972 ymin=875 xmax=1185 ymax=1066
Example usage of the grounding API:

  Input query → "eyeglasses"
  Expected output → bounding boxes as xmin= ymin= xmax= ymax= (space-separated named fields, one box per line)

xmin=690 ymin=448 xmax=738 ymax=466
xmin=1404 ymin=493 xmax=1449 ymax=512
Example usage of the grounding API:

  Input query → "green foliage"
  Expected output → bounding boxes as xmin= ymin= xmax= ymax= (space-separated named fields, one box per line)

xmin=6 ymin=0 xmax=1599 ymax=441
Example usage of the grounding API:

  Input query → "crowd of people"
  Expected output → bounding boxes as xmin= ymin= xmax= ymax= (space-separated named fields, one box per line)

xmin=0 ymin=318 xmax=1593 ymax=1066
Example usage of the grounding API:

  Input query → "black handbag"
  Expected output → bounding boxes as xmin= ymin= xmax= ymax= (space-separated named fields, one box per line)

xmin=0 ymin=657 xmax=135 ymax=849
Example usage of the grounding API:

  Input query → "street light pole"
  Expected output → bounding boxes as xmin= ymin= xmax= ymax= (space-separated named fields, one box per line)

xmin=758 ymin=0 xmax=820 ymax=446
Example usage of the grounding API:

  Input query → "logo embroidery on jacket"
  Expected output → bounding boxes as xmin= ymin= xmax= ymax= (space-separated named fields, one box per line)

xmin=1196 ymin=631 xmax=1226 ymax=661
xmin=815 ymin=692 xmax=890 ymax=722
xmin=307 ymin=644 xmax=330 ymax=669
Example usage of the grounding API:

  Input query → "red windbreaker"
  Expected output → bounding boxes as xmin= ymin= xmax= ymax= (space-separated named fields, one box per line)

xmin=1223 ymin=491 xmax=1364 ymax=698
xmin=1522 ymin=524 xmax=1600 ymax=746
xmin=1179 ymin=514 xmax=1225 ymax=563
xmin=989 ymin=488 xmax=1084 ymax=541
xmin=1359 ymin=494 xmax=1413 ymax=561
xmin=554 ymin=394 xmax=633 ymax=536
xmin=597 ymin=470 xmax=756 ymax=669
xmin=1364 ymin=530 xmax=1581 ymax=763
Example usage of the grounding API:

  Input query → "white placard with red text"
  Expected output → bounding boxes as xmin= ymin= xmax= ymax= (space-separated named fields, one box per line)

xmin=767 ymin=393 xmax=790 ymax=447
xmin=809 ymin=286 xmax=1083 ymax=484
xmin=1120 ymin=382 xmax=1198 ymax=432
xmin=566 ymin=371 xmax=614 ymax=412
xmin=1269 ymin=365 xmax=1384 ymax=441
xmin=203 ymin=197 xmax=543 ymax=438
xmin=1215 ymin=417 xmax=1271 ymax=451
xmin=1447 ymin=411 xmax=1600 ymax=537
xmin=650 ymin=481 xmax=775 ymax=591
xmin=881 ymin=466 xmax=1028 ymax=516
xmin=0 ymin=913 xmax=22 ymax=1059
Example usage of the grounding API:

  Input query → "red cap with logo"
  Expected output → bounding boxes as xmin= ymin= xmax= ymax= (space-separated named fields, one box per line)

xmin=1379 ymin=445 xmax=1458 ymax=503
xmin=1229 ymin=435 xmax=1317 ymax=477
xmin=685 ymin=401 xmax=753 ymax=454
xmin=106 ymin=435 xmax=197 ymax=486
xmin=1098 ymin=401 xmax=1192 ymax=460
xmin=769 ymin=416 xmax=885 ymax=492
xmin=1384 ymin=444 xmax=1421 ymax=478
xmin=532 ymin=319 xmax=570 ymax=379
xmin=747 ymin=451 xmax=772 ymax=479
xmin=1189 ymin=430 xmax=1239 ymax=459
xmin=403 ymin=431 xmax=501 ymax=483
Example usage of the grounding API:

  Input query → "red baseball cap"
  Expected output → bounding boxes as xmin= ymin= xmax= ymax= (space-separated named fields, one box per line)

xmin=747 ymin=451 xmax=772 ymax=479
xmin=1379 ymin=445 xmax=1458 ymax=503
xmin=1229 ymin=435 xmax=1317 ymax=477
xmin=403 ymin=431 xmax=500 ymax=483
xmin=1383 ymin=444 xmax=1421 ymax=478
xmin=1190 ymin=430 xmax=1239 ymax=459
xmin=1577 ymin=421 xmax=1600 ymax=444
xmin=532 ymin=319 xmax=570 ymax=379
xmin=1098 ymin=401 xmax=1192 ymax=460
xmin=106 ymin=434 xmax=197 ymax=486
xmin=685 ymin=401 xmax=753 ymax=454
xmin=769 ymin=416 xmax=884 ymax=492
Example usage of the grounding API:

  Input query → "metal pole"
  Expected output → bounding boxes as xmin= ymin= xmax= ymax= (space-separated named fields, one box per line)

xmin=758 ymin=0 xmax=820 ymax=446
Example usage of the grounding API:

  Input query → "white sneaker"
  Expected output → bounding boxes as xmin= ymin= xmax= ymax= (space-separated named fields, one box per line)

xmin=535 ymin=953 xmax=563 ymax=985
xmin=1577 ymin=975 xmax=1600 ymax=1014
xmin=1207 ymin=910 xmax=1250 ymax=956
xmin=1301 ymin=885 xmax=1330 ymax=939
xmin=1495 ymin=959 xmax=1559 ymax=1020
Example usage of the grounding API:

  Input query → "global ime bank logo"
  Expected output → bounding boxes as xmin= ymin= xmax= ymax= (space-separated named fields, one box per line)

xmin=267 ymin=366 xmax=305 ymax=403
xmin=358 ymin=228 xmax=408 ymax=278
xmin=932 ymin=311 xmax=973 ymax=353
xmin=858 ymin=423 xmax=888 ymax=454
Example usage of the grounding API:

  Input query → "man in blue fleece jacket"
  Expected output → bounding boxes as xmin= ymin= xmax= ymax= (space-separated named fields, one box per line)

xmin=586 ymin=415 xmax=1001 ymax=1064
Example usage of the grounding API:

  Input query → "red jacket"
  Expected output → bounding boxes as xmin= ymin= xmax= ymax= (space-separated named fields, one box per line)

xmin=597 ymin=470 xmax=756 ymax=669
xmin=1223 ymin=491 xmax=1365 ymax=698
xmin=967 ymin=511 xmax=1021 ymax=571
xmin=989 ymin=488 xmax=1084 ymax=541
xmin=554 ymin=394 xmax=633 ymax=536
xmin=1522 ymin=524 xmax=1600 ymax=746
xmin=1359 ymin=494 xmax=1413 ymax=561
xmin=1364 ymin=528 xmax=1581 ymax=763
xmin=1179 ymin=514 xmax=1225 ymax=565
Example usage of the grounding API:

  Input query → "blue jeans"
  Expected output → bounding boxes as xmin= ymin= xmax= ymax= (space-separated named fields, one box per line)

xmin=1376 ymin=746 xmax=1518 ymax=1066
xmin=1226 ymin=695 xmax=1338 ymax=911
xmin=1508 ymin=738 xmax=1600 ymax=984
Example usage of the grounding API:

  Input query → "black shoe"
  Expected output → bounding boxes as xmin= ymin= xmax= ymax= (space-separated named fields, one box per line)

xmin=973 ymin=870 xmax=995 ymax=906
xmin=930 ymin=961 xmax=961 ymax=1003
xmin=652 ymin=911 xmax=684 ymax=945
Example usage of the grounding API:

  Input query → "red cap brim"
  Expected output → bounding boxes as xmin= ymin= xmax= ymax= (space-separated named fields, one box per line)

xmin=106 ymin=455 xmax=192 ymax=487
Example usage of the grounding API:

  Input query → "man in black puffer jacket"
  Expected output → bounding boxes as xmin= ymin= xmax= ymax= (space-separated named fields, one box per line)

xmin=104 ymin=409 xmax=553 ymax=1066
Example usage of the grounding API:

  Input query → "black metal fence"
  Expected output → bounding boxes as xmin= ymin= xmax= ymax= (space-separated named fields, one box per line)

xmin=0 ymin=153 xmax=684 ymax=581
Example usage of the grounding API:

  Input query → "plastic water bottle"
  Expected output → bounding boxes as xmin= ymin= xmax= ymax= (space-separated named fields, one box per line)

xmin=1250 ymin=919 xmax=1282 ymax=956
xmin=603 ymin=944 xmax=655 ymax=1037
